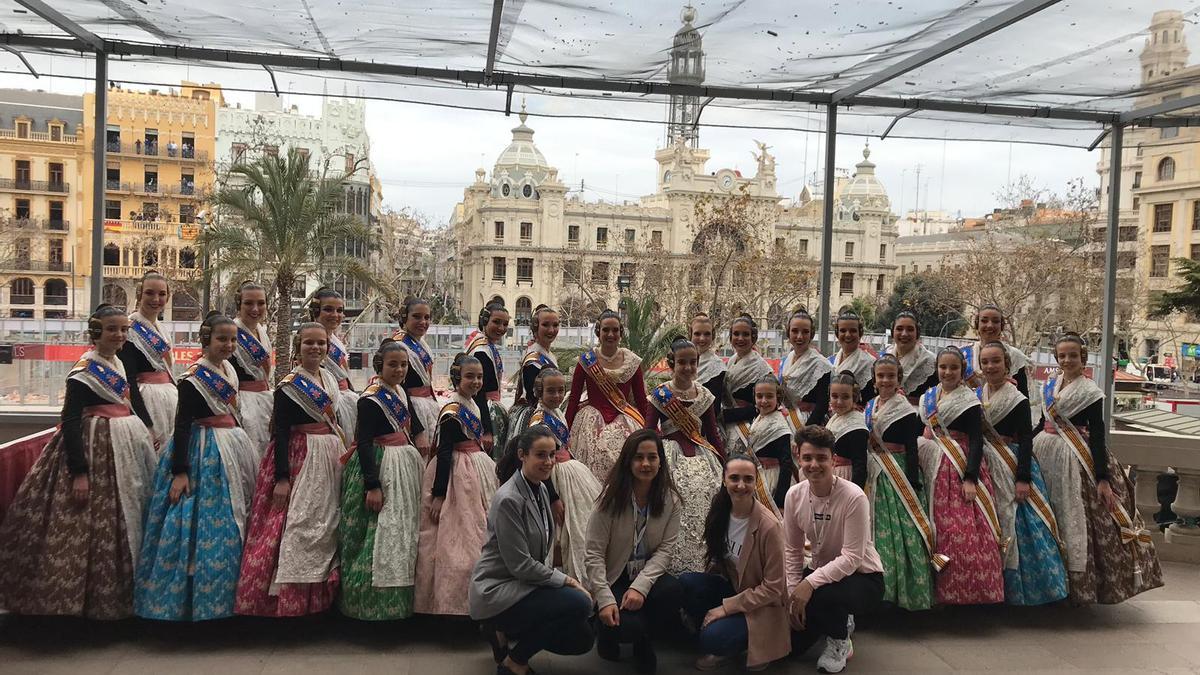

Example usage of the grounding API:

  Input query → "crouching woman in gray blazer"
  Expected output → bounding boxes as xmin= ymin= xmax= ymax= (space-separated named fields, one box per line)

xmin=584 ymin=428 xmax=684 ymax=674
xmin=470 ymin=425 xmax=595 ymax=675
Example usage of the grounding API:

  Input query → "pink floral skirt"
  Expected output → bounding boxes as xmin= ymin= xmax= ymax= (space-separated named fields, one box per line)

xmin=234 ymin=428 xmax=340 ymax=617
xmin=931 ymin=450 xmax=1005 ymax=605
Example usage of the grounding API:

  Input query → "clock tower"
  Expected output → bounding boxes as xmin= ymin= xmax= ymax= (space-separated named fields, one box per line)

xmin=666 ymin=5 xmax=705 ymax=149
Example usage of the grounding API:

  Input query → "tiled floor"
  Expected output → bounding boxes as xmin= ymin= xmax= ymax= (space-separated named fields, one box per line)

xmin=2 ymin=561 xmax=1197 ymax=674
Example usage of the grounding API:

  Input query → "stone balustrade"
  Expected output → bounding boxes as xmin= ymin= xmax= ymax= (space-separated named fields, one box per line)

xmin=1115 ymin=430 xmax=1200 ymax=563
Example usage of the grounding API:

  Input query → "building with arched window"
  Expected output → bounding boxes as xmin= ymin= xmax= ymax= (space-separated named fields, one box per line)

xmin=81 ymin=81 xmax=219 ymax=319
xmin=1096 ymin=9 xmax=1200 ymax=367
xmin=0 ymin=88 xmax=88 ymax=318
xmin=449 ymin=10 xmax=897 ymax=327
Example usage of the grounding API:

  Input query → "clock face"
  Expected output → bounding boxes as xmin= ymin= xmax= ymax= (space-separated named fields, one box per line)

xmin=501 ymin=183 xmax=511 ymax=197
xmin=721 ymin=174 xmax=734 ymax=190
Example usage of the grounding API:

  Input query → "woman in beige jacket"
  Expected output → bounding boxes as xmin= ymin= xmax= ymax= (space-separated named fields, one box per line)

xmin=584 ymin=429 xmax=684 ymax=674
xmin=679 ymin=454 xmax=791 ymax=671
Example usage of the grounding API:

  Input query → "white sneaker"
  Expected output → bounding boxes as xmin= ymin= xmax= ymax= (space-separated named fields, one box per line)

xmin=817 ymin=637 xmax=853 ymax=673
xmin=846 ymin=614 xmax=855 ymax=638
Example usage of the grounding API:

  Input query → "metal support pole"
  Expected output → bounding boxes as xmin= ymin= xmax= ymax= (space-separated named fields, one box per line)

xmin=818 ymin=104 xmax=837 ymax=354
xmin=1099 ymin=124 xmax=1123 ymax=424
xmin=89 ymin=52 xmax=106 ymax=310
xmin=201 ymin=214 xmax=211 ymax=314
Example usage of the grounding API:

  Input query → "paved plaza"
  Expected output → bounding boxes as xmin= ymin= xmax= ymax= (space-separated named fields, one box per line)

xmin=0 ymin=562 xmax=1196 ymax=674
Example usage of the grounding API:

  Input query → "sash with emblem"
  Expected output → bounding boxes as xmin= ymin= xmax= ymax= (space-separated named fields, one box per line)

xmin=234 ymin=322 xmax=272 ymax=382
xmin=976 ymin=383 xmax=1064 ymax=558
xmin=1042 ymin=376 xmax=1152 ymax=553
xmin=579 ymin=350 xmax=645 ymax=426
xmin=530 ymin=406 xmax=570 ymax=448
xmin=69 ymin=354 xmax=131 ymax=406
xmin=921 ymin=386 xmax=1005 ymax=551
xmin=129 ymin=314 xmax=174 ymax=376
xmin=441 ymin=398 xmax=485 ymax=443
xmin=282 ymin=368 xmax=349 ymax=448
xmin=865 ymin=395 xmax=946 ymax=571
xmin=183 ymin=360 xmax=240 ymax=418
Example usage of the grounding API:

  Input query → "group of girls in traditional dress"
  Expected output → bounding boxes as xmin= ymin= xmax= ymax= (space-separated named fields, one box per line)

xmin=0 ymin=292 xmax=1165 ymax=674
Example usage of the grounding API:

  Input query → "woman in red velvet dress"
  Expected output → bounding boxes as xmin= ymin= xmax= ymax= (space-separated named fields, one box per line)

xmin=566 ymin=309 xmax=649 ymax=484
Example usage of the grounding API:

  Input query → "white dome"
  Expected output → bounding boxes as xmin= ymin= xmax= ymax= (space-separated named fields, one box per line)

xmin=494 ymin=108 xmax=548 ymax=171
xmin=840 ymin=145 xmax=889 ymax=209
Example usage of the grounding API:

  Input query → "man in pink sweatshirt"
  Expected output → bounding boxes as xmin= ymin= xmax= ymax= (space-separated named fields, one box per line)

xmin=782 ymin=425 xmax=884 ymax=674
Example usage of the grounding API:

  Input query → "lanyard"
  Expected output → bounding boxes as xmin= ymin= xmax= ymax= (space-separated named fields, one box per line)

xmin=522 ymin=473 xmax=550 ymax=553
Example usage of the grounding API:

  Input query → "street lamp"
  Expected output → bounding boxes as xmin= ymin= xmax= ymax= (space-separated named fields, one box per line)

xmin=616 ymin=274 xmax=632 ymax=322
xmin=938 ymin=314 xmax=964 ymax=338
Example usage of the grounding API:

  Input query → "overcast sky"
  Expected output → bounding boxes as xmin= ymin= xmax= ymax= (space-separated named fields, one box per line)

xmin=1 ymin=59 xmax=1102 ymax=228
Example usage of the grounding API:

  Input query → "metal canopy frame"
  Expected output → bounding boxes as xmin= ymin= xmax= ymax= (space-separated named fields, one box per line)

xmin=831 ymin=0 xmax=1064 ymax=103
xmin=3 ymin=6 xmax=1187 ymax=420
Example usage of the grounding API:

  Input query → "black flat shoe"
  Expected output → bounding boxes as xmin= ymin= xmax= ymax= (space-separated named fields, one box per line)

xmin=481 ymin=623 xmax=508 ymax=664
xmin=597 ymin=634 xmax=620 ymax=662
xmin=633 ymin=640 xmax=657 ymax=674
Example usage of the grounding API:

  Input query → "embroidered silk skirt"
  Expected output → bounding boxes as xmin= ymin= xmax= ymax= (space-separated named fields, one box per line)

xmin=868 ymin=457 xmax=934 ymax=611
xmin=919 ymin=437 xmax=1005 ymax=605
xmin=413 ymin=447 xmax=497 ymax=616
xmin=0 ymin=410 xmax=155 ymax=618
xmin=234 ymin=424 xmax=342 ymax=617
xmin=569 ymin=405 xmax=641 ymax=484
xmin=1034 ymin=433 xmax=1163 ymax=604
xmin=550 ymin=457 xmax=602 ymax=579
xmin=136 ymin=419 xmax=257 ymax=620
xmin=665 ymin=441 xmax=723 ymax=575
xmin=983 ymin=441 xmax=1068 ymax=606
xmin=339 ymin=439 xmax=425 ymax=620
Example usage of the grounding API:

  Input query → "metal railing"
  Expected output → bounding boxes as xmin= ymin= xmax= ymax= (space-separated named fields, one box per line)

xmin=104 ymin=181 xmax=198 ymax=196
xmin=103 ymin=140 xmax=207 ymax=161
xmin=0 ymin=178 xmax=69 ymax=193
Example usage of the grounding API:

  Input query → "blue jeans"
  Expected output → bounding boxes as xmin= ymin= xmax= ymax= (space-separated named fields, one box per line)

xmin=678 ymin=572 xmax=748 ymax=657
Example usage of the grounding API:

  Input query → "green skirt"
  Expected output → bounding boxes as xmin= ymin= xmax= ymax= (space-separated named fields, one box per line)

xmin=338 ymin=446 xmax=419 ymax=620
xmin=872 ymin=476 xmax=934 ymax=611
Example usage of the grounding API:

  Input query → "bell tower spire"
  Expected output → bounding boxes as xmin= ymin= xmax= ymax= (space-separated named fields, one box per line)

xmin=666 ymin=5 xmax=705 ymax=149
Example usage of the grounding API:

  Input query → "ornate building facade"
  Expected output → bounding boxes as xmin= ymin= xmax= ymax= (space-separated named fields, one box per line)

xmin=216 ymin=92 xmax=377 ymax=310
xmin=0 ymin=89 xmax=88 ymax=318
xmin=1096 ymin=9 xmax=1200 ymax=368
xmin=450 ymin=104 xmax=898 ymax=324
xmin=82 ymin=82 xmax=222 ymax=319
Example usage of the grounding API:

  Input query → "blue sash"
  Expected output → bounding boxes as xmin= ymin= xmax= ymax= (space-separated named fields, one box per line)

xmin=189 ymin=363 xmax=238 ymax=407
xmin=236 ymin=326 xmax=271 ymax=368
xmin=400 ymin=333 xmax=434 ymax=375
xmin=367 ymin=384 xmax=411 ymax=433
xmin=864 ymin=397 xmax=877 ymax=429
xmin=290 ymin=371 xmax=336 ymax=415
xmin=921 ymin=386 xmax=938 ymax=419
xmin=1042 ymin=377 xmax=1057 ymax=409
xmin=776 ymin=352 xmax=788 ymax=382
xmin=962 ymin=344 xmax=977 ymax=381
xmin=329 ymin=339 xmax=347 ymax=368
xmin=468 ymin=332 xmax=504 ymax=381
xmin=535 ymin=409 xmax=570 ymax=447
xmin=443 ymin=401 xmax=484 ymax=441
xmin=70 ymin=357 xmax=130 ymax=401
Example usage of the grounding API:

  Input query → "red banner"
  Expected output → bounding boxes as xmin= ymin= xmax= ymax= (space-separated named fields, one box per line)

xmin=13 ymin=344 xmax=203 ymax=364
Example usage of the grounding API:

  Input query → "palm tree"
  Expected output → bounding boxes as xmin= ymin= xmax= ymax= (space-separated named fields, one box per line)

xmin=1151 ymin=257 xmax=1200 ymax=321
xmin=621 ymin=295 xmax=685 ymax=383
xmin=198 ymin=148 xmax=376 ymax=377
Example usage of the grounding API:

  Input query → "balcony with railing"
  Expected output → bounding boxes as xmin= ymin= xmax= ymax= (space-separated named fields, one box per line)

xmin=103 ymin=140 xmax=208 ymax=162
xmin=0 ymin=128 xmax=79 ymax=144
xmin=0 ymin=260 xmax=72 ymax=273
xmin=102 ymin=219 xmax=198 ymax=240
xmin=102 ymin=264 xmax=199 ymax=279
xmin=104 ymin=181 xmax=198 ymax=197
xmin=0 ymin=217 xmax=69 ymax=232
xmin=0 ymin=178 xmax=69 ymax=194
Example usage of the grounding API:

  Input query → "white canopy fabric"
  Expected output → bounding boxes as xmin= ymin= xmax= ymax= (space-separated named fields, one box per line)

xmin=3 ymin=0 xmax=1200 ymax=145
